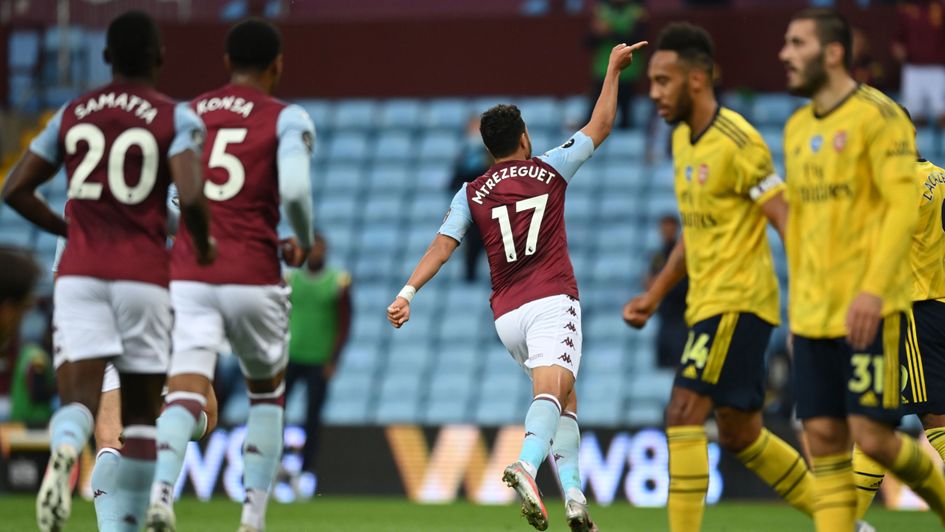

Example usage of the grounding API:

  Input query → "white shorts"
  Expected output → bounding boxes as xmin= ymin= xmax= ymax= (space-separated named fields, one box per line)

xmin=169 ymin=281 xmax=290 ymax=380
xmin=53 ymin=276 xmax=172 ymax=375
xmin=494 ymin=294 xmax=583 ymax=379
xmin=903 ymin=64 xmax=945 ymax=120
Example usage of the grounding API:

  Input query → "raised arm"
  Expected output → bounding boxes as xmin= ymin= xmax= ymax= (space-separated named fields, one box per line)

xmin=169 ymin=103 xmax=215 ymax=265
xmin=581 ymin=41 xmax=648 ymax=148
xmin=623 ymin=235 xmax=687 ymax=329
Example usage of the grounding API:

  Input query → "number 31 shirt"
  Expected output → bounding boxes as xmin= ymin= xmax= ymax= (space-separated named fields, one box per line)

xmin=439 ymin=131 xmax=594 ymax=319
xmin=172 ymin=83 xmax=315 ymax=286
xmin=29 ymin=81 xmax=205 ymax=287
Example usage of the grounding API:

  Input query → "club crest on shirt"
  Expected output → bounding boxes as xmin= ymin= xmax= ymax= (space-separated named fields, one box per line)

xmin=697 ymin=163 xmax=709 ymax=185
xmin=833 ymin=131 xmax=846 ymax=152
xmin=810 ymin=134 xmax=823 ymax=153
xmin=562 ymin=138 xmax=575 ymax=149
xmin=685 ymin=165 xmax=693 ymax=182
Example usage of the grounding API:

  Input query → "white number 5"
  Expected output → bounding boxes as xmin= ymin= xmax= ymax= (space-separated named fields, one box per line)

xmin=491 ymin=194 xmax=548 ymax=263
xmin=205 ymin=128 xmax=248 ymax=201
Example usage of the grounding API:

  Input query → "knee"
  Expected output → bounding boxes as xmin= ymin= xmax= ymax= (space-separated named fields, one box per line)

xmin=665 ymin=395 xmax=705 ymax=427
xmin=804 ymin=421 xmax=849 ymax=455
xmin=717 ymin=425 xmax=758 ymax=453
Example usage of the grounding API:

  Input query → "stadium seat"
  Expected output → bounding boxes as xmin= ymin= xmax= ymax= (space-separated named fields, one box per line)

xmin=598 ymin=193 xmax=641 ymax=222
xmin=632 ymin=97 xmax=653 ymax=128
xmin=0 ymin=222 xmax=33 ymax=247
xmin=362 ymin=196 xmax=405 ymax=223
xmin=373 ymin=131 xmax=416 ymax=162
xmin=378 ymin=99 xmax=425 ymax=130
xmin=417 ymin=163 xmax=453 ymax=189
xmin=516 ymin=97 xmax=562 ymax=130
xmin=599 ymin=130 xmax=646 ymax=161
xmin=751 ymin=94 xmax=803 ymax=126
xmin=339 ymin=341 xmax=382 ymax=373
xmin=428 ymin=372 xmax=475 ymax=403
xmin=366 ymin=164 xmax=412 ymax=192
xmin=626 ymin=370 xmax=675 ymax=403
xmin=424 ymin=399 xmax=470 ymax=425
xmin=431 ymin=345 xmax=481 ymax=375
xmin=438 ymin=311 xmax=484 ymax=341
xmin=425 ymin=99 xmax=472 ymax=129
xmin=590 ymin=251 xmax=638 ymax=283
xmin=317 ymin=193 xmax=358 ymax=223
xmin=561 ymin=95 xmax=589 ymax=128
xmin=917 ymin=128 xmax=935 ymax=159
xmin=625 ymin=400 xmax=665 ymax=427
xmin=331 ymin=99 xmax=379 ymax=130
xmin=326 ymin=132 xmax=371 ymax=162
xmin=580 ymin=395 xmax=622 ymax=427
xmin=321 ymin=163 xmax=365 ymax=193
xmin=10 ymin=31 xmax=40 ymax=71
xmin=417 ymin=131 xmax=462 ymax=162
xmin=358 ymin=224 xmax=402 ymax=253
xmin=387 ymin=340 xmax=433 ymax=371
xmin=564 ymin=191 xmax=594 ymax=223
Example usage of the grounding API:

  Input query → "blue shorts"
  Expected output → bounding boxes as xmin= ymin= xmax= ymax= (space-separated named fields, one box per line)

xmin=903 ymin=300 xmax=945 ymax=416
xmin=793 ymin=313 xmax=906 ymax=426
xmin=673 ymin=312 xmax=773 ymax=411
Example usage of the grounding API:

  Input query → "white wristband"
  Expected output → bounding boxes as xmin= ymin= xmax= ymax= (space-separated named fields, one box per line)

xmin=398 ymin=285 xmax=417 ymax=303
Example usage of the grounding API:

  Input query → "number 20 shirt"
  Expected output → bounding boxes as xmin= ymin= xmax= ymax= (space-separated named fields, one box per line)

xmin=29 ymin=81 xmax=204 ymax=287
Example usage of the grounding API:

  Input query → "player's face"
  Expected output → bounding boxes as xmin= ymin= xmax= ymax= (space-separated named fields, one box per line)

xmin=780 ymin=19 xmax=828 ymax=97
xmin=308 ymin=239 xmax=327 ymax=270
xmin=648 ymin=50 xmax=692 ymax=124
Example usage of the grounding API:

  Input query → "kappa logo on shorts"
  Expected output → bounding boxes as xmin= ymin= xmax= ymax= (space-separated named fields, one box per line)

xmin=566 ymin=307 xmax=577 ymax=317
xmin=561 ymin=338 xmax=575 ymax=349
xmin=524 ymin=431 xmax=536 ymax=438
xmin=93 ymin=489 xmax=107 ymax=499
xmin=558 ymin=354 xmax=573 ymax=365
xmin=245 ymin=444 xmax=262 ymax=455
xmin=158 ymin=442 xmax=173 ymax=451
xmin=553 ymin=452 xmax=564 ymax=462
xmin=564 ymin=322 xmax=577 ymax=332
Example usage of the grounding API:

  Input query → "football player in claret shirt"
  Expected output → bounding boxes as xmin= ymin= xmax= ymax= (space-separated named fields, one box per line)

xmin=854 ymin=108 xmax=945 ymax=521
xmin=622 ymin=23 xmax=814 ymax=532
xmin=780 ymin=8 xmax=945 ymax=531
xmin=387 ymin=42 xmax=646 ymax=532
xmin=145 ymin=18 xmax=315 ymax=532
xmin=2 ymin=11 xmax=214 ymax=532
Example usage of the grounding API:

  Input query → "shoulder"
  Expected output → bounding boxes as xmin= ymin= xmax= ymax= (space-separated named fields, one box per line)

xmin=852 ymin=85 xmax=903 ymax=122
xmin=336 ymin=270 xmax=353 ymax=288
xmin=711 ymin=108 xmax=757 ymax=149
xmin=278 ymin=104 xmax=315 ymax=133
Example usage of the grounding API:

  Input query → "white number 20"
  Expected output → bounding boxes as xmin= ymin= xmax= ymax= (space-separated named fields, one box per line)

xmin=491 ymin=194 xmax=548 ymax=263
xmin=204 ymin=128 xmax=248 ymax=201
xmin=65 ymin=124 xmax=159 ymax=205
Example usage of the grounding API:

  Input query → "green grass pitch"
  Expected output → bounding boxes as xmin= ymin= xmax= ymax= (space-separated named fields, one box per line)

xmin=5 ymin=495 xmax=940 ymax=531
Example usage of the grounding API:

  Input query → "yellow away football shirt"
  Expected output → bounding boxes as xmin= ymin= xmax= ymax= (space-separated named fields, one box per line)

xmin=784 ymin=85 xmax=918 ymax=338
xmin=911 ymin=159 xmax=945 ymax=301
xmin=672 ymin=107 xmax=783 ymax=326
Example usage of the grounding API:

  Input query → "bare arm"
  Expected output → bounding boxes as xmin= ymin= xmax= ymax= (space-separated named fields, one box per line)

xmin=623 ymin=235 xmax=687 ymax=328
xmin=387 ymin=234 xmax=460 ymax=328
xmin=760 ymin=191 xmax=788 ymax=241
xmin=580 ymin=41 xmax=648 ymax=148
xmin=1 ymin=152 xmax=68 ymax=237
xmin=169 ymin=149 xmax=215 ymax=264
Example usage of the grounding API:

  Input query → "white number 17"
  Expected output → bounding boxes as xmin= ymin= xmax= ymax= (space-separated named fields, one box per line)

xmin=491 ymin=194 xmax=548 ymax=263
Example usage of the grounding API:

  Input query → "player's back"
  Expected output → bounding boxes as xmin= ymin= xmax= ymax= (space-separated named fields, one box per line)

xmin=912 ymin=159 xmax=945 ymax=301
xmin=173 ymin=83 xmax=297 ymax=285
xmin=56 ymin=81 xmax=181 ymax=286
xmin=466 ymin=157 xmax=576 ymax=318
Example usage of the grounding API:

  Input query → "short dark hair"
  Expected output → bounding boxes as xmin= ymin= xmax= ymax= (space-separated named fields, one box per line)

xmin=480 ymin=105 xmax=526 ymax=158
xmin=791 ymin=8 xmax=852 ymax=70
xmin=0 ymin=246 xmax=40 ymax=305
xmin=106 ymin=10 xmax=162 ymax=77
xmin=656 ymin=22 xmax=715 ymax=73
xmin=226 ymin=18 xmax=282 ymax=72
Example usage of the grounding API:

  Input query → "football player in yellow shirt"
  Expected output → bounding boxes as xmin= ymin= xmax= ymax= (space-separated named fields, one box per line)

xmin=780 ymin=8 xmax=945 ymax=531
xmin=853 ymin=109 xmax=945 ymax=520
xmin=623 ymin=23 xmax=813 ymax=532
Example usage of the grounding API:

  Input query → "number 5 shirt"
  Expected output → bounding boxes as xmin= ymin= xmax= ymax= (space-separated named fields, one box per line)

xmin=172 ymin=83 xmax=315 ymax=286
xmin=438 ymin=131 xmax=594 ymax=319
xmin=28 ymin=81 xmax=204 ymax=287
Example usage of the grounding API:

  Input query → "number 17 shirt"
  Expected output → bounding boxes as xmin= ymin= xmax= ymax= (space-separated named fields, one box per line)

xmin=438 ymin=131 xmax=595 ymax=319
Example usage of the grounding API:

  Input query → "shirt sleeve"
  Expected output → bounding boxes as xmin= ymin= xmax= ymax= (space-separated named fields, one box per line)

xmin=861 ymin=106 xmax=920 ymax=297
xmin=168 ymin=102 xmax=206 ymax=158
xmin=437 ymin=184 xmax=473 ymax=243
xmin=535 ymin=131 xmax=595 ymax=183
xmin=29 ymin=105 xmax=67 ymax=165
xmin=277 ymin=104 xmax=316 ymax=249
xmin=733 ymin=133 xmax=784 ymax=204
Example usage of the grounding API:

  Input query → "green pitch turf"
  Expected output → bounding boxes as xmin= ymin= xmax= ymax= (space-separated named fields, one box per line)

xmin=4 ymin=495 xmax=940 ymax=531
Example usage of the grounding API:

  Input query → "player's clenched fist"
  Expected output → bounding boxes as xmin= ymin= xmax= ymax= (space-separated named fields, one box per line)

xmin=387 ymin=297 xmax=411 ymax=328
xmin=609 ymin=41 xmax=648 ymax=73
xmin=622 ymin=293 xmax=657 ymax=329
